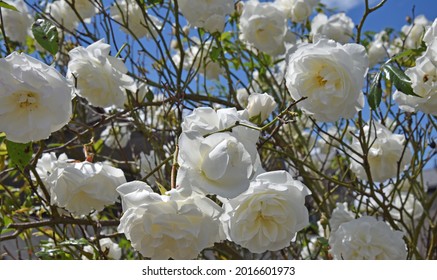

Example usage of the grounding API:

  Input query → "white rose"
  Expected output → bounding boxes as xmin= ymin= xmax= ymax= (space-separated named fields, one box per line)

xmin=0 ymin=52 xmax=73 ymax=143
xmin=46 ymin=0 xmax=97 ymax=31
xmin=274 ymin=0 xmax=319 ymax=22
xmin=181 ymin=107 xmax=260 ymax=149
xmin=401 ymin=15 xmax=429 ymax=49
xmin=393 ymin=41 xmax=437 ymax=115
xmin=284 ymin=39 xmax=368 ymax=122
xmin=423 ymin=18 xmax=437 ymax=46
xmin=172 ymin=38 xmax=224 ymax=80
xmin=239 ymin=0 xmax=287 ymax=56
xmin=311 ymin=13 xmax=354 ymax=44
xmin=221 ymin=171 xmax=311 ymax=253
xmin=349 ymin=122 xmax=412 ymax=182
xmin=33 ymin=152 xmax=71 ymax=187
xmin=49 ymin=161 xmax=126 ymax=215
xmin=329 ymin=216 xmax=406 ymax=259
xmin=236 ymin=88 xmax=249 ymax=107
xmin=178 ymin=0 xmax=234 ymax=33
xmin=177 ymin=131 xmax=260 ymax=198
xmin=83 ymin=238 xmax=122 ymax=260
xmin=329 ymin=202 xmax=354 ymax=234
xmin=368 ymin=31 xmax=389 ymax=67
xmin=100 ymin=123 xmax=131 ymax=149
xmin=117 ymin=181 xmax=223 ymax=259
xmin=177 ymin=107 xmax=262 ymax=198
xmin=67 ymin=39 xmax=137 ymax=108
xmin=1 ymin=0 xmax=33 ymax=44
xmin=246 ymin=92 xmax=277 ymax=123
xmin=111 ymin=0 xmax=162 ymax=39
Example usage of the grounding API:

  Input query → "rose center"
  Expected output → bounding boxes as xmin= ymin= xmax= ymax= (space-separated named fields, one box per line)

xmin=316 ymin=75 xmax=328 ymax=87
xmin=15 ymin=91 xmax=40 ymax=111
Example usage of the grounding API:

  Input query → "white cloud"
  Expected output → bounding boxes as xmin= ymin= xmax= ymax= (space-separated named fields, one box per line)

xmin=321 ymin=0 xmax=379 ymax=11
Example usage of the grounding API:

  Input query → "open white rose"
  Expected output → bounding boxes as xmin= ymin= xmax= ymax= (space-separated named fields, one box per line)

xmin=274 ymin=0 xmax=319 ymax=23
xmin=239 ymin=0 xmax=287 ymax=56
xmin=0 ymin=52 xmax=73 ymax=143
xmin=329 ymin=216 xmax=406 ymax=259
xmin=67 ymin=39 xmax=137 ymax=108
xmin=117 ymin=181 xmax=223 ymax=259
xmin=177 ymin=131 xmax=260 ymax=198
xmin=311 ymin=13 xmax=354 ymax=44
xmin=178 ymin=0 xmax=234 ymax=33
xmin=46 ymin=0 xmax=97 ymax=31
xmin=49 ymin=161 xmax=126 ymax=215
xmin=393 ymin=35 xmax=437 ymax=115
xmin=246 ymin=92 xmax=277 ymax=123
xmin=111 ymin=0 xmax=162 ymax=39
xmin=177 ymin=107 xmax=262 ymax=198
xmin=221 ymin=171 xmax=310 ymax=253
xmin=284 ymin=39 xmax=368 ymax=122
xmin=349 ymin=122 xmax=412 ymax=182
xmin=1 ymin=0 xmax=33 ymax=44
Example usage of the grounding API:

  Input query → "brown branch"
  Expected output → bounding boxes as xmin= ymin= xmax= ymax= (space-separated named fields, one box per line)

xmin=356 ymin=0 xmax=388 ymax=44
xmin=1 ymin=218 xmax=119 ymax=242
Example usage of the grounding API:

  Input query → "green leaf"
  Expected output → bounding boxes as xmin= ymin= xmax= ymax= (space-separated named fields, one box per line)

xmin=382 ymin=64 xmax=418 ymax=97
xmin=93 ymin=139 xmax=104 ymax=154
xmin=5 ymin=140 xmax=33 ymax=171
xmin=145 ymin=90 xmax=154 ymax=102
xmin=209 ymin=46 xmax=221 ymax=62
xmin=59 ymin=238 xmax=89 ymax=246
xmin=220 ymin=31 xmax=232 ymax=42
xmin=156 ymin=181 xmax=168 ymax=195
xmin=0 ymin=1 xmax=18 ymax=11
xmin=31 ymin=18 xmax=59 ymax=55
xmin=0 ymin=132 xmax=5 ymax=145
xmin=368 ymin=72 xmax=382 ymax=110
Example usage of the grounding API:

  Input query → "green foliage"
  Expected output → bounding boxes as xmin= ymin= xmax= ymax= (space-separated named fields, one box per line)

xmin=382 ymin=64 xmax=417 ymax=97
xmin=31 ymin=18 xmax=59 ymax=55
xmin=5 ymin=140 xmax=33 ymax=171
xmin=368 ymin=72 xmax=383 ymax=110
xmin=0 ymin=1 xmax=18 ymax=11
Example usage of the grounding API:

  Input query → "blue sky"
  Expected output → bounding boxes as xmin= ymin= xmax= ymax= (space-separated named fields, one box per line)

xmin=322 ymin=0 xmax=437 ymax=32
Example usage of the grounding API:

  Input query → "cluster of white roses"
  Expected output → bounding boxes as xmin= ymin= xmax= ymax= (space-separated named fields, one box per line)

xmin=34 ymin=152 xmax=126 ymax=216
xmin=394 ymin=18 xmax=437 ymax=115
xmin=0 ymin=38 xmax=139 ymax=143
xmin=1 ymin=0 xmax=436 ymax=261
xmin=1 ymin=0 xmax=163 ymax=44
xmin=117 ymin=106 xmax=311 ymax=259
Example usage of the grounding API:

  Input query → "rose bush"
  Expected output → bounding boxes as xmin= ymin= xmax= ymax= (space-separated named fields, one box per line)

xmin=0 ymin=0 xmax=436 ymax=261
